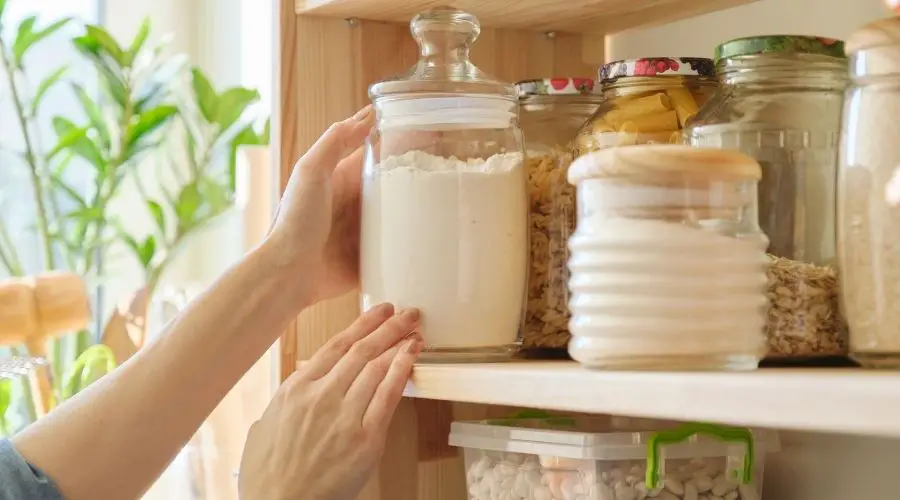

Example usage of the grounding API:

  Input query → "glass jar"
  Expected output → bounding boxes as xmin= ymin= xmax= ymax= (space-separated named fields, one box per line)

xmin=839 ymin=17 xmax=900 ymax=368
xmin=574 ymin=57 xmax=717 ymax=154
xmin=516 ymin=78 xmax=603 ymax=350
xmin=360 ymin=7 xmax=528 ymax=362
xmin=567 ymin=145 xmax=769 ymax=371
xmin=688 ymin=36 xmax=849 ymax=362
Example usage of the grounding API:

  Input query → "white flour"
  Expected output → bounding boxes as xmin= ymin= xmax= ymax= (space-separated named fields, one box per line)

xmin=360 ymin=150 xmax=528 ymax=349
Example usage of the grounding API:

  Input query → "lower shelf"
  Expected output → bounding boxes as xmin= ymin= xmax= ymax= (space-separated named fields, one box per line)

xmin=403 ymin=361 xmax=900 ymax=437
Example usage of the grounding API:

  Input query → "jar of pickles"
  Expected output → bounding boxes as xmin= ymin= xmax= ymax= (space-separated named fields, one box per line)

xmin=360 ymin=7 xmax=528 ymax=362
xmin=574 ymin=57 xmax=716 ymax=154
xmin=840 ymin=17 xmax=900 ymax=368
xmin=688 ymin=36 xmax=849 ymax=362
xmin=567 ymin=146 xmax=769 ymax=370
xmin=516 ymin=78 xmax=603 ymax=350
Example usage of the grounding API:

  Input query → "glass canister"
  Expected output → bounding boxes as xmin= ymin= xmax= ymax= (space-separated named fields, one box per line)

xmin=567 ymin=145 xmax=769 ymax=370
xmin=839 ymin=17 xmax=900 ymax=368
xmin=516 ymin=78 xmax=603 ymax=350
xmin=574 ymin=57 xmax=717 ymax=154
xmin=688 ymin=36 xmax=849 ymax=362
xmin=360 ymin=7 xmax=528 ymax=362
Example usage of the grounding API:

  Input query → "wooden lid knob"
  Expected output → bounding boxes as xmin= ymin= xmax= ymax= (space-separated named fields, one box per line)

xmin=0 ymin=272 xmax=91 ymax=346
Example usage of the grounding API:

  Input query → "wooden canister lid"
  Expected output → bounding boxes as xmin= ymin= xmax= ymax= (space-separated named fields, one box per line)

xmin=568 ymin=145 xmax=762 ymax=185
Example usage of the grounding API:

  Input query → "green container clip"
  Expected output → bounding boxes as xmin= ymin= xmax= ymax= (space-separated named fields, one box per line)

xmin=645 ymin=423 xmax=755 ymax=490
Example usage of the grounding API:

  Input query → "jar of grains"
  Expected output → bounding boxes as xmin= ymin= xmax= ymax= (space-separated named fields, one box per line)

xmin=839 ymin=17 xmax=900 ymax=368
xmin=574 ymin=57 xmax=717 ymax=155
xmin=360 ymin=7 xmax=528 ymax=362
xmin=687 ymin=36 xmax=849 ymax=362
xmin=515 ymin=78 xmax=603 ymax=350
xmin=567 ymin=146 xmax=769 ymax=371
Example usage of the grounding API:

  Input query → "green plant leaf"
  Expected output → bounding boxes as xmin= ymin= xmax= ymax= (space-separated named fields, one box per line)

xmin=29 ymin=64 xmax=67 ymax=116
xmin=62 ymin=345 xmax=116 ymax=400
xmin=74 ymin=35 xmax=127 ymax=107
xmin=125 ymin=105 xmax=178 ymax=157
xmin=215 ymin=87 xmax=259 ymax=131
xmin=124 ymin=18 xmax=151 ymax=66
xmin=199 ymin=178 xmax=231 ymax=214
xmin=65 ymin=206 xmax=104 ymax=223
xmin=51 ymin=117 xmax=105 ymax=170
xmin=0 ymin=0 xmax=7 ymax=26
xmin=175 ymin=182 xmax=202 ymax=230
xmin=135 ymin=55 xmax=186 ymax=113
xmin=138 ymin=235 xmax=156 ymax=267
xmin=147 ymin=200 xmax=165 ymax=234
xmin=13 ymin=17 xmax=71 ymax=66
xmin=190 ymin=68 xmax=218 ymax=123
xmin=46 ymin=126 xmax=87 ymax=161
xmin=85 ymin=24 xmax=125 ymax=66
xmin=0 ymin=379 xmax=12 ymax=436
xmin=226 ymin=122 xmax=268 ymax=192
xmin=49 ymin=173 xmax=88 ymax=208
xmin=72 ymin=83 xmax=110 ymax=148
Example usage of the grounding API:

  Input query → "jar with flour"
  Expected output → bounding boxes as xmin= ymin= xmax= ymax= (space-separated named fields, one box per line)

xmin=360 ymin=7 xmax=528 ymax=362
xmin=567 ymin=146 xmax=769 ymax=370
xmin=839 ymin=16 xmax=900 ymax=368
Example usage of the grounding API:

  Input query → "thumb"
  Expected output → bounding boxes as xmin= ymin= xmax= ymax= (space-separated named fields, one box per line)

xmin=296 ymin=105 xmax=374 ymax=179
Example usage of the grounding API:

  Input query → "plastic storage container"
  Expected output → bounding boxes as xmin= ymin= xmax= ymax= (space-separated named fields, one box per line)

xmin=687 ymin=36 xmax=848 ymax=363
xmin=360 ymin=7 xmax=528 ymax=362
xmin=517 ymin=78 xmax=603 ymax=350
xmin=566 ymin=146 xmax=769 ymax=370
xmin=839 ymin=17 xmax=900 ymax=368
xmin=450 ymin=417 xmax=779 ymax=500
xmin=574 ymin=57 xmax=717 ymax=154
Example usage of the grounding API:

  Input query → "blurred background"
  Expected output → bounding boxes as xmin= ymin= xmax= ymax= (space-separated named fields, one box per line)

xmin=0 ymin=1 xmax=275 ymax=498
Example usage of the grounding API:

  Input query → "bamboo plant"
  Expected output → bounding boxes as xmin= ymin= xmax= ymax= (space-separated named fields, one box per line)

xmin=0 ymin=3 xmax=268 ymax=434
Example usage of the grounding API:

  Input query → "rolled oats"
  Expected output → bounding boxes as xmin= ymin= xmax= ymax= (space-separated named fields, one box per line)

xmin=765 ymin=255 xmax=847 ymax=358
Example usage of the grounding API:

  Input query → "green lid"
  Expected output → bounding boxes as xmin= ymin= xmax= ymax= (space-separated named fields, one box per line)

xmin=715 ymin=35 xmax=846 ymax=63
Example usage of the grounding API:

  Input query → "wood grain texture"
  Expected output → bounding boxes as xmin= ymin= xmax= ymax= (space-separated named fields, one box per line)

xmin=275 ymin=14 xmax=607 ymax=498
xmin=295 ymin=0 xmax=758 ymax=33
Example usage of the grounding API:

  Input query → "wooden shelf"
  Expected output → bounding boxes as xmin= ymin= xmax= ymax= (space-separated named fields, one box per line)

xmin=295 ymin=0 xmax=757 ymax=34
xmin=404 ymin=361 xmax=900 ymax=438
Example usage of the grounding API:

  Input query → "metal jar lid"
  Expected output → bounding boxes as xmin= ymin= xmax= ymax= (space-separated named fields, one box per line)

xmin=515 ymin=77 xmax=597 ymax=97
xmin=715 ymin=35 xmax=846 ymax=63
xmin=599 ymin=58 xmax=715 ymax=83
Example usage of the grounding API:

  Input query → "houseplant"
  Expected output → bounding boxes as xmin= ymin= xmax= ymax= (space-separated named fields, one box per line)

xmin=0 ymin=3 xmax=268 ymax=433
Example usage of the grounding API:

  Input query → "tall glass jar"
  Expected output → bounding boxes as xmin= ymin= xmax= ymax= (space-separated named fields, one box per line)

xmin=360 ymin=7 xmax=528 ymax=362
xmin=839 ymin=17 xmax=900 ymax=368
xmin=567 ymin=146 xmax=769 ymax=371
xmin=574 ymin=57 xmax=717 ymax=154
xmin=688 ymin=36 xmax=849 ymax=362
xmin=516 ymin=78 xmax=603 ymax=350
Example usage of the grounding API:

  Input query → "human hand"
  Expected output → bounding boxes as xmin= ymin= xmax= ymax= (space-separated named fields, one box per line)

xmin=238 ymin=303 xmax=423 ymax=500
xmin=267 ymin=106 xmax=374 ymax=303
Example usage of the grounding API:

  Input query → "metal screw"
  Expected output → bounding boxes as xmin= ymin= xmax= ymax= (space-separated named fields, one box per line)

xmin=544 ymin=31 xmax=557 ymax=41
xmin=346 ymin=17 xmax=359 ymax=27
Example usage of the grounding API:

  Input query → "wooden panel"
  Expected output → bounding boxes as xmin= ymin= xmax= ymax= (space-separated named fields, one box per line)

xmin=275 ymin=8 xmax=606 ymax=498
xmin=295 ymin=0 xmax=758 ymax=33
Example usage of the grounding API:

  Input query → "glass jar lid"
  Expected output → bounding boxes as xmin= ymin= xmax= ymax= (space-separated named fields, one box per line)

xmin=715 ymin=35 xmax=846 ymax=63
xmin=515 ymin=78 xmax=597 ymax=98
xmin=599 ymin=58 xmax=715 ymax=84
xmin=369 ymin=6 xmax=515 ymax=100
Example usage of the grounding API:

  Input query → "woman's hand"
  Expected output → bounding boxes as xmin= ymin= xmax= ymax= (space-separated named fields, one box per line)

xmin=238 ymin=304 xmax=423 ymax=500
xmin=268 ymin=105 xmax=374 ymax=302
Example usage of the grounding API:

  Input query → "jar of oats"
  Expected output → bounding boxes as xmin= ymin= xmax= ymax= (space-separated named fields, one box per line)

xmin=840 ymin=17 xmax=900 ymax=368
xmin=516 ymin=78 xmax=603 ymax=350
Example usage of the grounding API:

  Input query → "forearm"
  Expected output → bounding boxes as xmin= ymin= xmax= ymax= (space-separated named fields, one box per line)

xmin=12 ymin=238 xmax=310 ymax=500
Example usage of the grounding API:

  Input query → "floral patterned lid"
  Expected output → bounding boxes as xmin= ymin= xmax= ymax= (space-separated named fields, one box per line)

xmin=515 ymin=77 xmax=597 ymax=97
xmin=715 ymin=35 xmax=846 ymax=63
xmin=598 ymin=57 xmax=716 ymax=82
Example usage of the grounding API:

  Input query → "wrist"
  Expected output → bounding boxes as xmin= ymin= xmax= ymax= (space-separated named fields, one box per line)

xmin=252 ymin=235 xmax=316 ymax=312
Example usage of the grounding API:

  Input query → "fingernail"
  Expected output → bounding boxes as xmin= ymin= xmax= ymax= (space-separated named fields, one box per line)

xmin=404 ymin=337 xmax=423 ymax=355
xmin=352 ymin=105 xmax=372 ymax=121
xmin=374 ymin=303 xmax=394 ymax=316
xmin=401 ymin=308 xmax=420 ymax=321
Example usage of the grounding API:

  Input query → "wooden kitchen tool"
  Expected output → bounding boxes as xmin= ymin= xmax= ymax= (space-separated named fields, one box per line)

xmin=0 ymin=272 xmax=92 ymax=413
